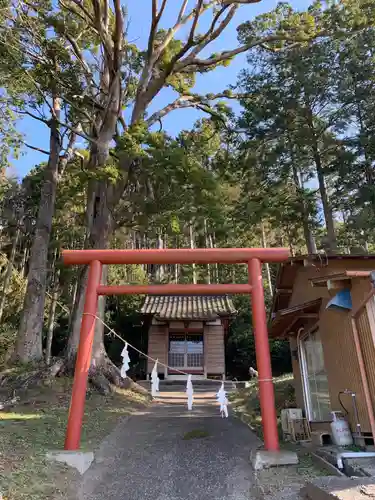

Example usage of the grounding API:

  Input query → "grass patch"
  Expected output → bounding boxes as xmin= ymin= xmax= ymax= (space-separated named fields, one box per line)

xmin=230 ymin=373 xmax=331 ymax=492
xmin=254 ymin=450 xmax=330 ymax=500
xmin=230 ymin=373 xmax=296 ymax=440
xmin=297 ymin=451 xmax=329 ymax=477
xmin=0 ymin=377 xmax=149 ymax=499
xmin=183 ymin=429 xmax=210 ymax=440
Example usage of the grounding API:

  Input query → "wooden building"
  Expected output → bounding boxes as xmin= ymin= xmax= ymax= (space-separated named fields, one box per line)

xmin=269 ymin=254 xmax=375 ymax=445
xmin=141 ymin=295 xmax=236 ymax=380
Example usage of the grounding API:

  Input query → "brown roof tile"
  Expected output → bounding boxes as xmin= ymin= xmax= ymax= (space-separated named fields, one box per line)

xmin=141 ymin=295 xmax=236 ymax=320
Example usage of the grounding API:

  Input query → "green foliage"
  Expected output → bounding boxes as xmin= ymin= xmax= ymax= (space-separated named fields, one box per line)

xmin=4 ymin=0 xmax=375 ymax=375
xmin=0 ymin=252 xmax=26 ymax=323
xmin=0 ymin=252 xmax=26 ymax=363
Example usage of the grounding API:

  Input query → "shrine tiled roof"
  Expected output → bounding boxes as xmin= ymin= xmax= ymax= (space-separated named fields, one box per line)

xmin=141 ymin=295 xmax=236 ymax=320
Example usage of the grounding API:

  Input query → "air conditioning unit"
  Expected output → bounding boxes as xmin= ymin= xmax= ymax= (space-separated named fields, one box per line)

xmin=281 ymin=408 xmax=303 ymax=434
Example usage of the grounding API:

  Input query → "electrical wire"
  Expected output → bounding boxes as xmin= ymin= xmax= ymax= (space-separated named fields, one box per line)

xmin=338 ymin=391 xmax=349 ymax=416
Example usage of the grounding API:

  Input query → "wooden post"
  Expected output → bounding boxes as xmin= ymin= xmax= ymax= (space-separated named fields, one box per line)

xmin=64 ymin=260 xmax=102 ymax=450
xmin=249 ymin=258 xmax=279 ymax=452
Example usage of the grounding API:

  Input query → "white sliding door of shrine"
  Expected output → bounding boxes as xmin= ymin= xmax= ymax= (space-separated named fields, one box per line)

xmin=168 ymin=333 xmax=204 ymax=372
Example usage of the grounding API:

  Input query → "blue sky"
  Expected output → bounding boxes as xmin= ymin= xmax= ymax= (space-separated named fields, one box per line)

xmin=13 ymin=0 xmax=310 ymax=179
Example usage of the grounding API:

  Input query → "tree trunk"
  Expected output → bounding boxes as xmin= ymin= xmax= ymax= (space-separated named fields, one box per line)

xmin=14 ymin=98 xmax=61 ymax=362
xmin=260 ymin=223 xmax=273 ymax=297
xmin=20 ymin=244 xmax=28 ymax=277
xmin=189 ymin=222 xmax=197 ymax=284
xmin=65 ymin=128 xmax=119 ymax=373
xmin=156 ymin=233 xmax=164 ymax=282
xmin=174 ymin=235 xmax=180 ymax=283
xmin=209 ymin=232 xmax=219 ymax=283
xmin=45 ymin=269 xmax=60 ymax=365
xmin=67 ymin=278 xmax=78 ymax=332
xmin=356 ymin=102 xmax=375 ymax=209
xmin=305 ymin=105 xmax=337 ymax=252
xmin=66 ymin=268 xmax=87 ymax=367
xmin=315 ymin=155 xmax=337 ymax=252
xmin=204 ymin=219 xmax=211 ymax=284
xmin=291 ymin=165 xmax=317 ymax=254
xmin=0 ymin=226 xmax=20 ymax=321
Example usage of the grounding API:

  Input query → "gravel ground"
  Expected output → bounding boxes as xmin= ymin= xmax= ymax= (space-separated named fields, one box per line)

xmin=77 ymin=390 xmax=262 ymax=500
xmin=253 ymin=452 xmax=330 ymax=500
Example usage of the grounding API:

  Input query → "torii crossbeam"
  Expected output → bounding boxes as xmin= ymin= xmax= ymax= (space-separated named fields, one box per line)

xmin=62 ymin=247 xmax=289 ymax=451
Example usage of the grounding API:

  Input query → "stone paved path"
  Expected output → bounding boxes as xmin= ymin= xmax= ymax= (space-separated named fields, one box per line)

xmin=78 ymin=386 xmax=261 ymax=500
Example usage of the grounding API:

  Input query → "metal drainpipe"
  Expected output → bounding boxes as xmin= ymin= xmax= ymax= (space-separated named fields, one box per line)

xmin=339 ymin=389 xmax=362 ymax=437
xmin=351 ymin=391 xmax=362 ymax=437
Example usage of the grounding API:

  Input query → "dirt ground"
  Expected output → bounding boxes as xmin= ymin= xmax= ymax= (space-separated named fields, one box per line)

xmin=0 ymin=377 xmax=149 ymax=499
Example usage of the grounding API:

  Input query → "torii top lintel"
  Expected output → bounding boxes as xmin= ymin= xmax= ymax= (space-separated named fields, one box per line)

xmin=62 ymin=247 xmax=290 ymax=266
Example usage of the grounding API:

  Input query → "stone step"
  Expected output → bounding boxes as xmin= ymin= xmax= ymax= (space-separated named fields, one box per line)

xmin=301 ymin=476 xmax=375 ymax=500
xmin=137 ymin=380 xmax=236 ymax=390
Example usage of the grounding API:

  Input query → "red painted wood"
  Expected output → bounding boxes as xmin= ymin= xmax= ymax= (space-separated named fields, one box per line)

xmin=97 ymin=283 xmax=252 ymax=295
xmin=62 ymin=247 xmax=289 ymax=265
xmin=64 ymin=260 xmax=102 ymax=451
xmin=249 ymin=258 xmax=279 ymax=451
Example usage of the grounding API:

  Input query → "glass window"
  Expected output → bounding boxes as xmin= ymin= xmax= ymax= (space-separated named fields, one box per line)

xmin=168 ymin=333 xmax=203 ymax=368
xmin=301 ymin=329 xmax=331 ymax=421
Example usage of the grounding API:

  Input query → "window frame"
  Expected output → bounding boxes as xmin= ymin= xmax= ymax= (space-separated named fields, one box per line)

xmin=299 ymin=326 xmax=331 ymax=422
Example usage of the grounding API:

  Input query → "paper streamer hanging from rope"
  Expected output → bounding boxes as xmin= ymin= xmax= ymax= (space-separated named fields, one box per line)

xmin=120 ymin=343 xmax=131 ymax=379
xmin=151 ymin=360 xmax=160 ymax=397
xmin=186 ymin=374 xmax=194 ymax=410
xmin=217 ymin=382 xmax=229 ymax=418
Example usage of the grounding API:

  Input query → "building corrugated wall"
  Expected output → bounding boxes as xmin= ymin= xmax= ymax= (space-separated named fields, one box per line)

xmin=352 ymin=278 xmax=375 ymax=434
xmin=320 ymin=306 xmax=370 ymax=432
xmin=285 ymin=263 xmax=375 ymax=434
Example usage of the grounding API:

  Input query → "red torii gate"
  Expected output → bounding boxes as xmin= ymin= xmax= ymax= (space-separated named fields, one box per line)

xmin=62 ymin=247 xmax=289 ymax=452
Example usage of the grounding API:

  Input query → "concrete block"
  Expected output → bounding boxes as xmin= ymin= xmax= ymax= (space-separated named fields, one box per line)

xmin=301 ymin=476 xmax=375 ymax=500
xmin=250 ymin=449 xmax=299 ymax=470
xmin=46 ymin=450 xmax=94 ymax=475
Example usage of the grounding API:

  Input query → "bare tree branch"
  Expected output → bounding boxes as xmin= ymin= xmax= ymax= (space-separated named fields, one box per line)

xmin=58 ymin=0 xmax=97 ymax=33
xmin=18 ymin=110 xmax=50 ymax=125
xmin=64 ymin=33 xmax=98 ymax=91
xmin=146 ymin=91 xmax=251 ymax=125
xmin=23 ymin=142 xmax=50 ymax=155
xmin=166 ymin=0 xmax=205 ymax=66
xmin=187 ymin=0 xmax=204 ymax=46
xmin=69 ymin=0 xmax=95 ymax=23
xmin=113 ymin=0 xmax=123 ymax=70
xmin=61 ymin=96 xmax=98 ymax=133
xmin=187 ymin=4 xmax=236 ymax=60
xmin=136 ymin=0 xmax=216 ymax=103
xmin=177 ymin=32 xmax=328 ymax=72
xmin=153 ymin=0 xmax=216 ymax=61
xmin=103 ymin=0 xmax=109 ymax=30
xmin=56 ymin=120 xmax=96 ymax=144
xmin=58 ymin=132 xmax=77 ymax=178
xmin=148 ymin=0 xmax=168 ymax=58
xmin=222 ymin=0 xmax=261 ymax=3
xmin=177 ymin=0 xmax=189 ymax=23
xmin=118 ymin=114 xmax=127 ymax=132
